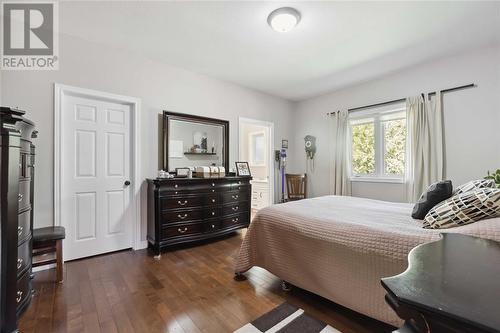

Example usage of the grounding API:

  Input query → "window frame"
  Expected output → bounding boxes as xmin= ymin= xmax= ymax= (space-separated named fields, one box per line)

xmin=348 ymin=103 xmax=406 ymax=183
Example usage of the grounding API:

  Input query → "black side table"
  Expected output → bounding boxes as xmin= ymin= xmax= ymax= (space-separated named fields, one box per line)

xmin=382 ymin=233 xmax=500 ymax=333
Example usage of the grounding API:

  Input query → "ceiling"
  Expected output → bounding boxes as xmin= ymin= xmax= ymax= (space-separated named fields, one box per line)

xmin=60 ymin=1 xmax=500 ymax=101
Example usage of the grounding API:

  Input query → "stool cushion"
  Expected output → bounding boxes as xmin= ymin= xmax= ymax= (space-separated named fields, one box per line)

xmin=33 ymin=226 xmax=66 ymax=244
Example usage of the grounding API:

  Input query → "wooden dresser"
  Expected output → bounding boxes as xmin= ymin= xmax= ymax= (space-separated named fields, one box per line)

xmin=147 ymin=176 xmax=251 ymax=256
xmin=0 ymin=107 xmax=35 ymax=333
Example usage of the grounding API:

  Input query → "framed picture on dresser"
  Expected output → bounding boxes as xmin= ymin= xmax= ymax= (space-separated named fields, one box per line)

xmin=235 ymin=161 xmax=251 ymax=177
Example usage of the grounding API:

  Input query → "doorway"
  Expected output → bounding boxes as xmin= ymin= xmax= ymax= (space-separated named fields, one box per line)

xmin=239 ymin=118 xmax=274 ymax=217
xmin=54 ymin=84 xmax=141 ymax=261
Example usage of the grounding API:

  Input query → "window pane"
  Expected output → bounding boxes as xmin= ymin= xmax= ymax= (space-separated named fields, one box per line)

xmin=351 ymin=122 xmax=375 ymax=174
xmin=384 ymin=118 xmax=406 ymax=175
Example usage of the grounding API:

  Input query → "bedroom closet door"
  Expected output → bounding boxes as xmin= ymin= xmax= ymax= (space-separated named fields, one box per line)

xmin=60 ymin=94 xmax=134 ymax=261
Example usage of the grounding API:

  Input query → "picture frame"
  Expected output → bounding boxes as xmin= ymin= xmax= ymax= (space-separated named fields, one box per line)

xmin=235 ymin=161 xmax=251 ymax=177
xmin=175 ymin=167 xmax=190 ymax=178
xmin=282 ymin=139 xmax=288 ymax=149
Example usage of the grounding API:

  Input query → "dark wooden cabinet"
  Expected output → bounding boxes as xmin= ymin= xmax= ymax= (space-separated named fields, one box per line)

xmin=382 ymin=234 xmax=500 ymax=333
xmin=147 ymin=176 xmax=251 ymax=256
xmin=0 ymin=107 xmax=35 ymax=333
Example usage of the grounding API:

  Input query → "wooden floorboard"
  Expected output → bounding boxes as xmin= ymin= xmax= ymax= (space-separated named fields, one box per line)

xmin=20 ymin=231 xmax=394 ymax=333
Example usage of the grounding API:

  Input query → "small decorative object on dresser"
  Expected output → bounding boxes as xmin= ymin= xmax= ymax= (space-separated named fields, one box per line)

xmin=175 ymin=167 xmax=190 ymax=178
xmin=235 ymin=161 xmax=251 ymax=177
xmin=147 ymin=176 xmax=252 ymax=257
xmin=382 ymin=234 xmax=500 ymax=333
xmin=0 ymin=107 xmax=36 ymax=333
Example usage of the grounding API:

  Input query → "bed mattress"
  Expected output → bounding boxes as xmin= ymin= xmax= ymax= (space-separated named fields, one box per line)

xmin=235 ymin=195 xmax=500 ymax=326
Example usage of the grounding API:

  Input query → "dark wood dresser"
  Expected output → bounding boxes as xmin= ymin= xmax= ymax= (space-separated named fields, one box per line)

xmin=147 ymin=176 xmax=251 ymax=256
xmin=0 ymin=107 xmax=35 ymax=333
xmin=382 ymin=234 xmax=500 ymax=333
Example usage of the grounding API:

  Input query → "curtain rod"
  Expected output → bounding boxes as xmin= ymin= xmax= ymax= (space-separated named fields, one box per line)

xmin=327 ymin=83 xmax=476 ymax=115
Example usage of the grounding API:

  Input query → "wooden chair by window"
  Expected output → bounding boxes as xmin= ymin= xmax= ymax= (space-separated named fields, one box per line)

xmin=285 ymin=174 xmax=307 ymax=201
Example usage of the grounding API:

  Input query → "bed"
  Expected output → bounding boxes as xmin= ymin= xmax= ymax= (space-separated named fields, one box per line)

xmin=234 ymin=195 xmax=500 ymax=327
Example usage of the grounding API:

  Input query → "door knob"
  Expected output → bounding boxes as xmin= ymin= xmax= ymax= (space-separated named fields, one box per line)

xmin=124 ymin=180 xmax=131 ymax=186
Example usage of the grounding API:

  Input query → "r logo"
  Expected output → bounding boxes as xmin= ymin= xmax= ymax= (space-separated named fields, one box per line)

xmin=2 ymin=2 xmax=54 ymax=56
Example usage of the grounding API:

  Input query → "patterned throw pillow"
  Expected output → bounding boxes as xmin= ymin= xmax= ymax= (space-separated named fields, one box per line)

xmin=454 ymin=179 xmax=495 ymax=195
xmin=423 ymin=188 xmax=500 ymax=229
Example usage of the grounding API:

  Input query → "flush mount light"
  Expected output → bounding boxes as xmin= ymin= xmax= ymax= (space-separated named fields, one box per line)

xmin=267 ymin=7 xmax=301 ymax=33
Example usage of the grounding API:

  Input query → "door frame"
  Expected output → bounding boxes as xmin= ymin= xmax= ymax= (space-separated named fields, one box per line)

xmin=238 ymin=117 xmax=275 ymax=206
xmin=54 ymin=83 xmax=143 ymax=258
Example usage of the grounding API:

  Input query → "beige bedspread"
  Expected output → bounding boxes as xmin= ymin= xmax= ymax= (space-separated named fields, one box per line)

xmin=235 ymin=195 xmax=500 ymax=326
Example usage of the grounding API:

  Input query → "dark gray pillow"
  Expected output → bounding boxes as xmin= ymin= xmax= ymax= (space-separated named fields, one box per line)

xmin=412 ymin=180 xmax=453 ymax=219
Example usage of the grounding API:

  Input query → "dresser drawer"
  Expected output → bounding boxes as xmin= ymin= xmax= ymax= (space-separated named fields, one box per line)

xmin=160 ymin=181 xmax=219 ymax=193
xmin=231 ymin=179 xmax=250 ymax=189
xmin=204 ymin=193 xmax=219 ymax=206
xmin=16 ymin=270 xmax=31 ymax=310
xmin=17 ymin=240 xmax=31 ymax=277
xmin=222 ymin=190 xmax=249 ymax=204
xmin=222 ymin=202 xmax=248 ymax=216
xmin=160 ymin=196 xmax=204 ymax=210
xmin=161 ymin=208 xmax=204 ymax=224
xmin=232 ymin=184 xmax=251 ymax=193
xmin=205 ymin=219 xmax=222 ymax=233
xmin=18 ymin=210 xmax=31 ymax=244
xmin=221 ymin=213 xmax=249 ymax=229
xmin=18 ymin=179 xmax=31 ymax=212
xmin=162 ymin=222 xmax=205 ymax=239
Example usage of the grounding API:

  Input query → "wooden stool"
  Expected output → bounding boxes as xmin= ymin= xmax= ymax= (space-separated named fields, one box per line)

xmin=32 ymin=226 xmax=65 ymax=283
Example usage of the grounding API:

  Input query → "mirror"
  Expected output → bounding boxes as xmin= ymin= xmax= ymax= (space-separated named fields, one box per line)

xmin=249 ymin=131 xmax=266 ymax=166
xmin=163 ymin=111 xmax=229 ymax=172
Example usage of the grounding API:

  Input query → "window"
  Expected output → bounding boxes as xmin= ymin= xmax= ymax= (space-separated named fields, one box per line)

xmin=349 ymin=103 xmax=406 ymax=181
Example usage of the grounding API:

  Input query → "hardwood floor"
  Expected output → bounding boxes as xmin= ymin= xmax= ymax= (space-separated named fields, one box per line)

xmin=20 ymin=231 xmax=394 ymax=333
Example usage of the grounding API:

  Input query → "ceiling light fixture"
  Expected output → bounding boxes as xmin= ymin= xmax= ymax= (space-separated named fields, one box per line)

xmin=267 ymin=7 xmax=301 ymax=33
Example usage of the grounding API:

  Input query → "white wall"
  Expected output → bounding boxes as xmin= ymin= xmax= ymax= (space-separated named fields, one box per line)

xmin=0 ymin=34 xmax=294 ymax=240
xmin=291 ymin=45 xmax=500 ymax=202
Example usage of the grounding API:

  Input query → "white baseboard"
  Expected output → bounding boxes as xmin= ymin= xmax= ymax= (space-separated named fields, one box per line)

xmin=32 ymin=264 xmax=56 ymax=273
xmin=134 ymin=240 xmax=148 ymax=250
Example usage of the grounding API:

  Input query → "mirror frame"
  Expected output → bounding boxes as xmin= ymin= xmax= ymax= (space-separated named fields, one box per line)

xmin=163 ymin=111 xmax=230 ymax=172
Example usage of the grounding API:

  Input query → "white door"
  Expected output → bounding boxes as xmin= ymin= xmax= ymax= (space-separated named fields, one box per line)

xmin=61 ymin=94 xmax=133 ymax=261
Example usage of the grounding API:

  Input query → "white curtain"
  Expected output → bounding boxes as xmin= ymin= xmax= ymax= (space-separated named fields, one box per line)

xmin=405 ymin=92 xmax=444 ymax=202
xmin=329 ymin=110 xmax=351 ymax=195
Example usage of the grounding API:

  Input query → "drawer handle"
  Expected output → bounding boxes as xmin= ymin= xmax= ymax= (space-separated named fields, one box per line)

xmin=17 ymin=258 xmax=23 ymax=269
xmin=175 ymin=191 xmax=178 ymax=195
xmin=211 ymin=211 xmax=216 ymax=216
xmin=16 ymin=291 xmax=22 ymax=303
xmin=18 ymin=194 xmax=23 ymax=202
xmin=174 ymin=184 xmax=178 ymax=188
xmin=232 ymin=206 xmax=239 ymax=211
xmin=177 ymin=214 xmax=188 ymax=220
xmin=232 ymin=218 xmax=239 ymax=223
xmin=211 ymin=198 xmax=216 ymax=203
xmin=178 ymin=227 xmax=188 ymax=234
xmin=238 ymin=181 xmax=242 ymax=185
xmin=178 ymin=200 xmax=188 ymax=206
xmin=211 ymin=224 xmax=216 ymax=229
xmin=211 ymin=189 xmax=215 ymax=193
xmin=232 ymin=195 xmax=239 ymax=200
xmin=212 ymin=183 xmax=215 ymax=187
xmin=238 ymin=187 xmax=241 ymax=190
xmin=18 ymin=226 xmax=23 ymax=236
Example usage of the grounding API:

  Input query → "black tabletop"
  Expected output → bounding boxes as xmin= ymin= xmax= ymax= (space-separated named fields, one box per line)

xmin=382 ymin=233 xmax=500 ymax=333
